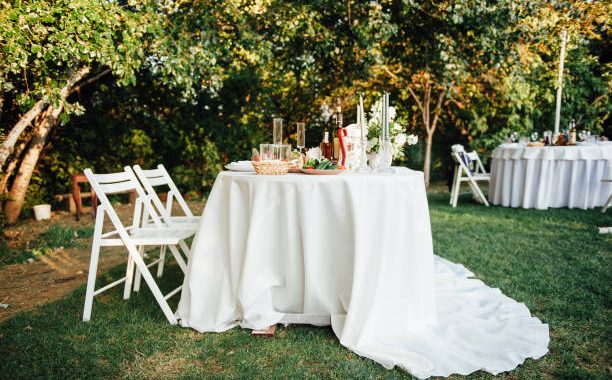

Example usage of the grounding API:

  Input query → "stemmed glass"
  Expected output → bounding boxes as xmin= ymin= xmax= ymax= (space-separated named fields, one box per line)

xmin=530 ymin=132 xmax=539 ymax=142
xmin=296 ymin=122 xmax=305 ymax=153
xmin=510 ymin=132 xmax=518 ymax=143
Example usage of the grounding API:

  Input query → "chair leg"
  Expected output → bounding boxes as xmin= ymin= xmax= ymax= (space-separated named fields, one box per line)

xmin=168 ymin=244 xmax=188 ymax=273
xmin=83 ymin=211 xmax=105 ymax=322
xmin=452 ymin=174 xmax=461 ymax=208
xmin=450 ymin=166 xmax=459 ymax=206
xmin=157 ymin=245 xmax=166 ymax=278
xmin=123 ymin=250 xmax=135 ymax=300
xmin=133 ymin=245 xmax=145 ymax=292
xmin=178 ymin=240 xmax=191 ymax=261
xmin=470 ymin=178 xmax=489 ymax=206
xmin=128 ymin=246 xmax=178 ymax=324
xmin=603 ymin=193 xmax=612 ymax=213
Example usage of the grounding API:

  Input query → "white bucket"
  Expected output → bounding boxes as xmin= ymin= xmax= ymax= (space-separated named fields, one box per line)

xmin=33 ymin=204 xmax=51 ymax=221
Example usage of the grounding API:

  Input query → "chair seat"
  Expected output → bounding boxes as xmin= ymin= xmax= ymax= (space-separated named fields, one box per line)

xmin=100 ymin=228 xmax=194 ymax=246
xmin=143 ymin=216 xmax=201 ymax=230
xmin=459 ymin=173 xmax=490 ymax=181
xmin=167 ymin=215 xmax=201 ymax=226
xmin=472 ymin=174 xmax=490 ymax=181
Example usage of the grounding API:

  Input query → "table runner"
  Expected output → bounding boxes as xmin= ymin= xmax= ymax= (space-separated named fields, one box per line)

xmin=177 ymin=168 xmax=549 ymax=378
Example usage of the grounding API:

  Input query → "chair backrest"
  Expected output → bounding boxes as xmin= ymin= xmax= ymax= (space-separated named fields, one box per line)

xmin=131 ymin=164 xmax=194 ymax=219
xmin=451 ymin=144 xmax=487 ymax=175
xmin=84 ymin=168 xmax=165 ymax=235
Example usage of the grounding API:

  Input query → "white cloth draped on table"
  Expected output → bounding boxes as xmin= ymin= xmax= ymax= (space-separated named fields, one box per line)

xmin=490 ymin=144 xmax=612 ymax=209
xmin=177 ymin=168 xmax=549 ymax=379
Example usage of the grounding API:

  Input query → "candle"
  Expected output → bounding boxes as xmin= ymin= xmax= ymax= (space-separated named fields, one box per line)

xmin=381 ymin=95 xmax=386 ymax=142
xmin=359 ymin=94 xmax=365 ymax=137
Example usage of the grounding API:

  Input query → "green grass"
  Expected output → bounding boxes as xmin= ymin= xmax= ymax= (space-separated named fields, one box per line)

xmin=0 ymin=194 xmax=610 ymax=379
xmin=0 ymin=224 xmax=94 ymax=267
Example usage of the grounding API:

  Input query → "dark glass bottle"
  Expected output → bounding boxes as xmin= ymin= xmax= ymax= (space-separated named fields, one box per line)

xmin=320 ymin=131 xmax=332 ymax=159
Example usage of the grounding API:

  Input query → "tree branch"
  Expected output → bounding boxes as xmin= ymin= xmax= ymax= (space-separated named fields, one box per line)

xmin=0 ymin=66 xmax=90 ymax=169
xmin=68 ymin=68 xmax=111 ymax=96
xmin=429 ymin=89 xmax=446 ymax=135
xmin=406 ymin=86 xmax=424 ymax=112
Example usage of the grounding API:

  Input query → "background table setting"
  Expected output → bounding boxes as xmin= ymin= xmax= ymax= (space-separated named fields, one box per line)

xmin=490 ymin=142 xmax=612 ymax=209
xmin=176 ymin=94 xmax=549 ymax=378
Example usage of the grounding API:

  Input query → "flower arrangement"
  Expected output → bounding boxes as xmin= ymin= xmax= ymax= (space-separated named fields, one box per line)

xmin=365 ymin=99 xmax=418 ymax=159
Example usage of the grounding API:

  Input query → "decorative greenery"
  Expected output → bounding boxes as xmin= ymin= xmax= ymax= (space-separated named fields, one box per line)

xmin=364 ymin=99 xmax=418 ymax=158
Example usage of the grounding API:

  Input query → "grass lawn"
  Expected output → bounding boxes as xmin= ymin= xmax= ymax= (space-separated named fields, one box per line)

xmin=0 ymin=193 xmax=610 ymax=379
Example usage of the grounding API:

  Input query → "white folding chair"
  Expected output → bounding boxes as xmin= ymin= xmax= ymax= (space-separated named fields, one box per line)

xmin=450 ymin=144 xmax=490 ymax=207
xmin=131 ymin=165 xmax=201 ymax=278
xmin=82 ymin=167 xmax=194 ymax=324
xmin=603 ymin=179 xmax=612 ymax=213
xmin=131 ymin=164 xmax=201 ymax=228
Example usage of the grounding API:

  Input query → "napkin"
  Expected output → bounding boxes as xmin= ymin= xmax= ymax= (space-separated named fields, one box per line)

xmin=226 ymin=161 xmax=254 ymax=172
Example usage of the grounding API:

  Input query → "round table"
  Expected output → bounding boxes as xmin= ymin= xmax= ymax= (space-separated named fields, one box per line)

xmin=177 ymin=168 xmax=549 ymax=378
xmin=489 ymin=143 xmax=612 ymax=209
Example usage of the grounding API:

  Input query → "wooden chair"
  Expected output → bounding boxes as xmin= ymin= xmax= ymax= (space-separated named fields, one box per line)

xmin=450 ymin=144 xmax=490 ymax=208
xmin=82 ymin=167 xmax=194 ymax=324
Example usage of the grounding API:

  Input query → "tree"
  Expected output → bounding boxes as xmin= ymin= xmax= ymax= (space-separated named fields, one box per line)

xmin=370 ymin=0 xmax=533 ymax=187
xmin=0 ymin=0 xmax=260 ymax=221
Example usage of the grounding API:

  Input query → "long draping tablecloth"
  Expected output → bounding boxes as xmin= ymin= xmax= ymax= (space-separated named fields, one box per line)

xmin=489 ymin=143 xmax=612 ymax=209
xmin=177 ymin=168 xmax=549 ymax=378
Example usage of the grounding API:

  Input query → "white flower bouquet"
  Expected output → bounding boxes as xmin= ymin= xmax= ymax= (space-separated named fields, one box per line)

xmin=365 ymin=99 xmax=418 ymax=159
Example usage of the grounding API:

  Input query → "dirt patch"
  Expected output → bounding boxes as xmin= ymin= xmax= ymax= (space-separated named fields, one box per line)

xmin=0 ymin=201 xmax=204 ymax=323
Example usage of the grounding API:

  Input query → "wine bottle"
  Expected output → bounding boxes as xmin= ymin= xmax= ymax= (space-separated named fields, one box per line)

xmin=321 ymin=131 xmax=332 ymax=159
xmin=332 ymin=103 xmax=343 ymax=161
xmin=569 ymin=119 xmax=577 ymax=145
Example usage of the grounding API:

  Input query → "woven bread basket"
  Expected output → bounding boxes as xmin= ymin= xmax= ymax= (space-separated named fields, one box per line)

xmin=252 ymin=160 xmax=290 ymax=175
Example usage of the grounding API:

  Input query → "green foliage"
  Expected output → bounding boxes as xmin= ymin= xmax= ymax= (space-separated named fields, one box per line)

xmin=1 ymin=0 xmax=609 ymax=203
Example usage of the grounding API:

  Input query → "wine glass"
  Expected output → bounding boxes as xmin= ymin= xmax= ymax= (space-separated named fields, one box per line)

xmin=296 ymin=122 xmax=305 ymax=152
xmin=530 ymin=132 xmax=539 ymax=142
xmin=273 ymin=118 xmax=283 ymax=146
xmin=510 ymin=131 xmax=518 ymax=143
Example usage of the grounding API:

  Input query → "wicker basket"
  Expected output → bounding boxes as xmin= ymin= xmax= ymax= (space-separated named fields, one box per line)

xmin=252 ymin=160 xmax=290 ymax=175
xmin=287 ymin=159 xmax=301 ymax=173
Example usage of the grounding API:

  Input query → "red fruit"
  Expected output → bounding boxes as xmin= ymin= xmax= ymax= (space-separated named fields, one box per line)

xmin=252 ymin=155 xmax=261 ymax=161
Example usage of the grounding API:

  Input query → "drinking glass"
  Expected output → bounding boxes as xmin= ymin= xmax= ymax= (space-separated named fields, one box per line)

xmin=578 ymin=130 xmax=586 ymax=142
xmin=296 ymin=122 xmax=306 ymax=151
xmin=530 ymin=132 xmax=539 ymax=142
xmin=279 ymin=144 xmax=292 ymax=161
xmin=273 ymin=118 xmax=283 ymax=145
xmin=260 ymin=144 xmax=277 ymax=160
xmin=543 ymin=131 xmax=552 ymax=145
xmin=510 ymin=131 xmax=518 ymax=143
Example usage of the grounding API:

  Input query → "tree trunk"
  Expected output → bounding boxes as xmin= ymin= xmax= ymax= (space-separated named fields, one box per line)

xmin=0 ymin=66 xmax=89 ymax=168
xmin=423 ymin=132 xmax=433 ymax=189
xmin=0 ymin=127 xmax=37 ymax=211
xmin=3 ymin=104 xmax=63 ymax=223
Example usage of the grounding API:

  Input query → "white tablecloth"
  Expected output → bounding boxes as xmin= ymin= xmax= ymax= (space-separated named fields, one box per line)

xmin=490 ymin=144 xmax=612 ymax=209
xmin=177 ymin=168 xmax=549 ymax=378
